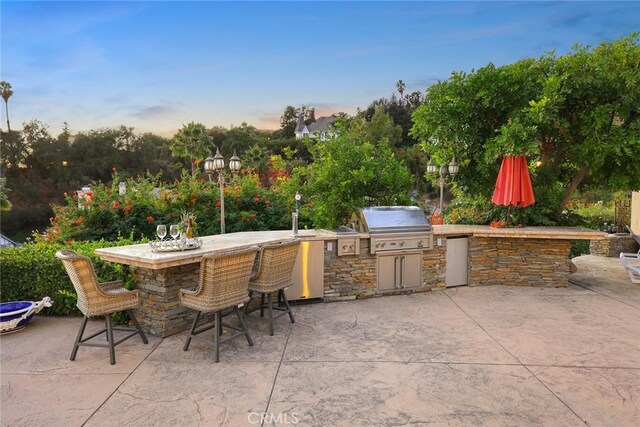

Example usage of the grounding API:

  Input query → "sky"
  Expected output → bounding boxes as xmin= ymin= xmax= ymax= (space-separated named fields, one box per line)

xmin=1 ymin=1 xmax=638 ymax=137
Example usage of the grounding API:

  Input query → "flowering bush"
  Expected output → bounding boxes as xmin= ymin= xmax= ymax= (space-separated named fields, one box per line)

xmin=38 ymin=170 xmax=292 ymax=243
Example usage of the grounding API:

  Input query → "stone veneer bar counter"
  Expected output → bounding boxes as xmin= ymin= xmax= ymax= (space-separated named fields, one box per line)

xmin=96 ymin=226 xmax=605 ymax=336
xmin=95 ymin=230 xmax=322 ymax=336
xmin=320 ymin=225 xmax=606 ymax=301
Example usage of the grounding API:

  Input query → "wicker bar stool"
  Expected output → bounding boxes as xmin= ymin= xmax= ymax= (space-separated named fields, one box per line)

xmin=245 ymin=240 xmax=300 ymax=336
xmin=55 ymin=250 xmax=148 ymax=365
xmin=179 ymin=246 xmax=259 ymax=363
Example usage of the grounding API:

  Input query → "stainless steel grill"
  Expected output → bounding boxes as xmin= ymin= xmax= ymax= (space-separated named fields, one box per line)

xmin=349 ymin=206 xmax=433 ymax=255
xmin=350 ymin=206 xmax=432 ymax=234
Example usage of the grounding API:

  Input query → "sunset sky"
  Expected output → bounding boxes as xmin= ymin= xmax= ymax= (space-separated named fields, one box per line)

xmin=2 ymin=1 xmax=638 ymax=137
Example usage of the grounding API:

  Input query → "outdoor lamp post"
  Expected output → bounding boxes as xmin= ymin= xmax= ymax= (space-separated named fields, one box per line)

xmin=427 ymin=157 xmax=459 ymax=213
xmin=204 ymin=147 xmax=241 ymax=234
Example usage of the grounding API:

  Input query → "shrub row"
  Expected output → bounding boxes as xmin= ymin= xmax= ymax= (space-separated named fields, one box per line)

xmin=0 ymin=238 xmax=139 ymax=316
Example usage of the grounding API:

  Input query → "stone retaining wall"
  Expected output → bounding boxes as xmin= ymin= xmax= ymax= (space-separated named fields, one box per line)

xmin=590 ymin=234 xmax=639 ymax=257
xmin=469 ymin=237 xmax=571 ymax=287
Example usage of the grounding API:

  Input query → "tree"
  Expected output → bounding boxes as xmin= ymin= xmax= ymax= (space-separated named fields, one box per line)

xmin=396 ymin=79 xmax=406 ymax=100
xmin=243 ymin=144 xmax=270 ymax=182
xmin=411 ymin=33 xmax=640 ymax=221
xmin=278 ymin=106 xmax=298 ymax=139
xmin=0 ymin=177 xmax=11 ymax=211
xmin=361 ymin=92 xmax=423 ymax=147
xmin=0 ymin=81 xmax=13 ymax=132
xmin=295 ymin=117 xmax=412 ymax=228
xmin=0 ymin=130 xmax=28 ymax=169
xmin=362 ymin=107 xmax=403 ymax=147
xmin=170 ymin=122 xmax=213 ymax=176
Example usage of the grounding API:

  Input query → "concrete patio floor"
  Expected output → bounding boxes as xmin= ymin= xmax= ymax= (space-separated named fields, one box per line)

xmin=1 ymin=254 xmax=639 ymax=426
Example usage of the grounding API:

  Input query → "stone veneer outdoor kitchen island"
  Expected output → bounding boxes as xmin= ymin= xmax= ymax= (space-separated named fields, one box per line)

xmin=95 ymin=226 xmax=605 ymax=337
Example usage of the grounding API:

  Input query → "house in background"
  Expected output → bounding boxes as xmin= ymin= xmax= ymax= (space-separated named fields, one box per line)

xmin=294 ymin=107 xmax=336 ymax=140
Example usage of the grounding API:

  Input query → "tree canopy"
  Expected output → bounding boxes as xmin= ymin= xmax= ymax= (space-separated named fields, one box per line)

xmin=411 ymin=33 xmax=640 ymax=220
xmin=293 ymin=116 xmax=412 ymax=228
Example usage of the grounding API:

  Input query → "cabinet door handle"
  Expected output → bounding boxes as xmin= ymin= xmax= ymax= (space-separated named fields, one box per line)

xmin=394 ymin=256 xmax=400 ymax=289
xmin=400 ymin=256 xmax=406 ymax=288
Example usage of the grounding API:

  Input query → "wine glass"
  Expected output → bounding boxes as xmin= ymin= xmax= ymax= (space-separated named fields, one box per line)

xmin=156 ymin=224 xmax=167 ymax=240
xmin=170 ymin=224 xmax=179 ymax=240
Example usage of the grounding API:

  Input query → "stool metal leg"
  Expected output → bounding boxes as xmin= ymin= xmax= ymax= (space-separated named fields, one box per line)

xmin=127 ymin=310 xmax=148 ymax=344
xmin=184 ymin=311 xmax=201 ymax=351
xmin=70 ymin=316 xmax=89 ymax=361
xmin=105 ymin=315 xmax=116 ymax=365
xmin=280 ymin=289 xmax=295 ymax=324
xmin=244 ymin=291 xmax=253 ymax=315
xmin=266 ymin=292 xmax=274 ymax=336
xmin=260 ymin=293 xmax=265 ymax=317
xmin=213 ymin=311 xmax=221 ymax=363
xmin=235 ymin=306 xmax=253 ymax=346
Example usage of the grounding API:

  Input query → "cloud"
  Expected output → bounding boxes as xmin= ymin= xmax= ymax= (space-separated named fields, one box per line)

xmin=131 ymin=105 xmax=179 ymax=120
xmin=255 ymin=114 xmax=281 ymax=130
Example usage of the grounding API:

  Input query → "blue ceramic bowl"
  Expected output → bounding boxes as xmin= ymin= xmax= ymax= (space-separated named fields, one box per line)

xmin=0 ymin=301 xmax=36 ymax=332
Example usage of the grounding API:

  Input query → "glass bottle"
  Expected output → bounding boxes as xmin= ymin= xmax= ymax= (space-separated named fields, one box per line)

xmin=185 ymin=218 xmax=195 ymax=244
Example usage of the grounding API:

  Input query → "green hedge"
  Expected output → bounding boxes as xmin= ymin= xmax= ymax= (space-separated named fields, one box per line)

xmin=0 ymin=238 xmax=139 ymax=316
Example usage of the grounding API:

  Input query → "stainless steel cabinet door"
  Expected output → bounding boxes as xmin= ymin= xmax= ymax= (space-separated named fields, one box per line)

xmin=377 ymin=252 xmax=423 ymax=292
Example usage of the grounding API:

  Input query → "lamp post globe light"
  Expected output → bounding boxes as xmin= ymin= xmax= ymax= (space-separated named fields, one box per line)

xmin=204 ymin=147 xmax=241 ymax=234
xmin=427 ymin=157 xmax=459 ymax=213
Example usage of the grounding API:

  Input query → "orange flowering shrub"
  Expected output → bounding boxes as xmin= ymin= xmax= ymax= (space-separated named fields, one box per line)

xmin=37 ymin=170 xmax=292 ymax=243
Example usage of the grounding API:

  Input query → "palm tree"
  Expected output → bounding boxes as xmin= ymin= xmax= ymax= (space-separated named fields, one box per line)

xmin=170 ymin=122 xmax=212 ymax=176
xmin=243 ymin=144 xmax=269 ymax=175
xmin=396 ymin=80 xmax=406 ymax=101
xmin=0 ymin=81 xmax=13 ymax=132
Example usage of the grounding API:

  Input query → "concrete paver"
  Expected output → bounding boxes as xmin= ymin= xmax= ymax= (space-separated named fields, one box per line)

xmin=1 ymin=254 xmax=638 ymax=426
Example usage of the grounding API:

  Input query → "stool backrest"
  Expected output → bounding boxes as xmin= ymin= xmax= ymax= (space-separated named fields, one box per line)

xmin=251 ymin=240 xmax=301 ymax=289
xmin=55 ymin=249 xmax=101 ymax=315
xmin=196 ymin=246 xmax=259 ymax=307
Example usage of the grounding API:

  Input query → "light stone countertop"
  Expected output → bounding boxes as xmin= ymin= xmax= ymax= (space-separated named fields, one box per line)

xmin=317 ymin=225 xmax=606 ymax=240
xmin=95 ymin=230 xmax=317 ymax=270
xmin=432 ymin=225 xmax=606 ymax=240
xmin=96 ymin=226 xmax=605 ymax=270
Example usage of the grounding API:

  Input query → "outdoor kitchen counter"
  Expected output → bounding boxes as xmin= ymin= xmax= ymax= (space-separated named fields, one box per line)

xmin=317 ymin=225 xmax=606 ymax=240
xmin=95 ymin=230 xmax=321 ymax=270
xmin=320 ymin=225 xmax=607 ymax=302
xmin=431 ymin=225 xmax=606 ymax=240
xmin=95 ymin=230 xmax=321 ymax=336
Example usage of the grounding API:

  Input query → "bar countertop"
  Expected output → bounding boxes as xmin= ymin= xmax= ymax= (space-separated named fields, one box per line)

xmin=431 ymin=225 xmax=607 ymax=240
xmin=316 ymin=225 xmax=606 ymax=240
xmin=96 ymin=226 xmax=605 ymax=269
xmin=95 ymin=230 xmax=318 ymax=270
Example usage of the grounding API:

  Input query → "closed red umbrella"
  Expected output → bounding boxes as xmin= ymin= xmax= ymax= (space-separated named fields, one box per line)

xmin=491 ymin=155 xmax=535 ymax=207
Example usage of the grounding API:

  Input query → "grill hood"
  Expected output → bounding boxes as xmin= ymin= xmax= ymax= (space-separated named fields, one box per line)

xmin=351 ymin=206 xmax=432 ymax=234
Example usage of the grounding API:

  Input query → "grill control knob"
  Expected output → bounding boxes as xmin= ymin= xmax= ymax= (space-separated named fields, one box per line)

xmin=417 ymin=240 xmax=423 ymax=248
xmin=400 ymin=241 xmax=404 ymax=247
